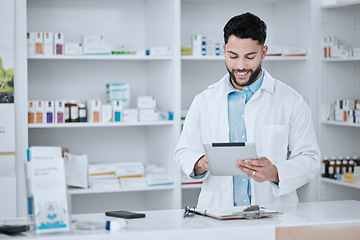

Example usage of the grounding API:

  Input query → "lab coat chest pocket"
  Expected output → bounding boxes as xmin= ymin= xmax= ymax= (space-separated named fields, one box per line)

xmin=260 ymin=125 xmax=289 ymax=164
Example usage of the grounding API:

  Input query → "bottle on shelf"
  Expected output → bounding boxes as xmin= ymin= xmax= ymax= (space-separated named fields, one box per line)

xmin=328 ymin=158 xmax=336 ymax=179
xmin=321 ymin=156 xmax=329 ymax=178
xmin=78 ymin=102 xmax=87 ymax=122
xmin=335 ymin=160 xmax=342 ymax=181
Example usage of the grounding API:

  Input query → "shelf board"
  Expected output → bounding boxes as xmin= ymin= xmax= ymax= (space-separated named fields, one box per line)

xmin=322 ymin=57 xmax=360 ymax=62
xmin=181 ymin=184 xmax=202 ymax=189
xmin=68 ymin=185 xmax=175 ymax=195
xmin=28 ymin=121 xmax=174 ymax=128
xmin=321 ymin=120 xmax=360 ymax=128
xmin=321 ymin=1 xmax=360 ymax=9
xmin=181 ymin=56 xmax=307 ymax=61
xmin=28 ymin=55 xmax=173 ymax=61
xmin=320 ymin=177 xmax=360 ymax=189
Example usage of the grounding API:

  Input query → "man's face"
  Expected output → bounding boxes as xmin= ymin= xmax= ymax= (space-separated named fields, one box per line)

xmin=223 ymin=35 xmax=268 ymax=90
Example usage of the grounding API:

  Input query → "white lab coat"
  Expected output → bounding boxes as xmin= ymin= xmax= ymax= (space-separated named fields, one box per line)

xmin=175 ymin=69 xmax=320 ymax=208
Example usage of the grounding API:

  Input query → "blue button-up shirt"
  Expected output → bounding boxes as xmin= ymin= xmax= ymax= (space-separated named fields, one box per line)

xmin=228 ymin=71 xmax=264 ymax=206
xmin=190 ymin=70 xmax=264 ymax=206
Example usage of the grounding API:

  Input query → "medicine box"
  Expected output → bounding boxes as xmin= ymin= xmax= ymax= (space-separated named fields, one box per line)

xmin=106 ymin=83 xmax=130 ymax=108
xmin=115 ymin=162 xmax=144 ymax=178
xmin=54 ymin=33 xmax=64 ymax=55
xmin=82 ymin=35 xmax=105 ymax=45
xmin=137 ymin=96 xmax=156 ymax=109
xmin=201 ymin=36 xmax=206 ymax=56
xmin=112 ymin=100 xmax=123 ymax=122
xmin=146 ymin=173 xmax=173 ymax=187
xmin=120 ymin=177 xmax=147 ymax=189
xmin=65 ymin=42 xmax=82 ymax=55
xmin=55 ymin=101 xmax=65 ymax=123
xmin=139 ymin=109 xmax=158 ymax=122
xmin=191 ymin=34 xmax=202 ymax=56
xmin=35 ymin=32 xmax=43 ymax=55
xmin=89 ymin=163 xmax=117 ymax=177
xmin=87 ymin=100 xmax=101 ymax=123
xmin=27 ymin=32 xmax=35 ymax=56
xmin=43 ymin=32 xmax=53 ymax=56
xmin=83 ymin=44 xmax=110 ymax=55
xmin=35 ymin=100 xmax=45 ymax=124
xmin=28 ymin=101 xmax=35 ymax=124
xmin=159 ymin=111 xmax=173 ymax=121
xmin=149 ymin=47 xmax=171 ymax=56
xmin=44 ymin=101 xmax=55 ymax=123
xmin=101 ymin=104 xmax=112 ymax=123
xmin=122 ymin=108 xmax=138 ymax=122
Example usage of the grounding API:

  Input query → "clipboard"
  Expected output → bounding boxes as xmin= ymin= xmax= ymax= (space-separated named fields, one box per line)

xmin=184 ymin=205 xmax=282 ymax=220
xmin=203 ymin=142 xmax=258 ymax=176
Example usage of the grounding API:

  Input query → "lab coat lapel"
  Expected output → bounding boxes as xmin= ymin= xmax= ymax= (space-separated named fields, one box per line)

xmin=206 ymin=74 xmax=230 ymax=143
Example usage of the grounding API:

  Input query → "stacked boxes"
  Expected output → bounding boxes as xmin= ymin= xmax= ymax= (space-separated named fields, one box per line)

xmin=106 ymin=83 xmax=130 ymax=108
xmin=334 ymin=99 xmax=360 ymax=123
xmin=82 ymin=35 xmax=109 ymax=55
xmin=190 ymin=34 xmax=221 ymax=56
xmin=138 ymin=96 xmax=158 ymax=122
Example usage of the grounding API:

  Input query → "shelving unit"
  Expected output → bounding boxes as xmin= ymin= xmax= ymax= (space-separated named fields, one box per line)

xmin=14 ymin=0 xmax=326 ymax=216
xmin=68 ymin=185 xmax=175 ymax=195
xmin=318 ymin=0 xmax=360 ymax=201
xmin=28 ymin=121 xmax=174 ymax=128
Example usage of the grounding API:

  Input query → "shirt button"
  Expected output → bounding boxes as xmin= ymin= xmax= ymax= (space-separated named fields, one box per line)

xmin=242 ymin=135 xmax=245 ymax=138
xmin=244 ymin=87 xmax=248 ymax=90
xmin=244 ymin=199 xmax=247 ymax=202
xmin=243 ymin=179 xmax=246 ymax=182
xmin=242 ymin=115 xmax=244 ymax=118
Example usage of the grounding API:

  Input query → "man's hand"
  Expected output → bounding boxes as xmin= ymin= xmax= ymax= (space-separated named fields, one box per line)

xmin=235 ymin=156 xmax=279 ymax=183
xmin=194 ymin=155 xmax=209 ymax=176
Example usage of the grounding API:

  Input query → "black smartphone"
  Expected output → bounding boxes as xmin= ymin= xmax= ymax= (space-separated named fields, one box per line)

xmin=105 ymin=210 xmax=146 ymax=219
xmin=0 ymin=225 xmax=30 ymax=235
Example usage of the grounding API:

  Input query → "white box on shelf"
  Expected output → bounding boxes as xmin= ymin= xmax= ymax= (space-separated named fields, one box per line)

xmin=65 ymin=42 xmax=82 ymax=55
xmin=55 ymin=101 xmax=65 ymax=123
xmin=54 ymin=33 xmax=64 ymax=55
xmin=120 ymin=177 xmax=147 ymax=188
xmin=137 ymin=96 xmax=156 ymax=109
xmin=87 ymin=100 xmax=101 ymax=123
xmin=35 ymin=32 xmax=43 ymax=55
xmin=106 ymin=83 xmax=130 ymax=108
xmin=112 ymin=100 xmax=122 ymax=122
xmin=115 ymin=162 xmax=144 ymax=178
xmin=90 ymin=179 xmax=119 ymax=189
xmin=43 ymin=32 xmax=53 ymax=56
xmin=101 ymin=104 xmax=112 ymax=123
xmin=83 ymin=44 xmax=109 ymax=55
xmin=159 ymin=111 xmax=173 ymax=121
xmin=149 ymin=47 xmax=171 ymax=56
xmin=35 ymin=100 xmax=44 ymax=124
xmin=64 ymin=152 xmax=88 ymax=189
xmin=28 ymin=101 xmax=35 ymax=124
xmin=27 ymin=32 xmax=35 ymax=56
xmin=44 ymin=100 xmax=54 ymax=124
xmin=122 ymin=108 xmax=138 ymax=122
xmin=191 ymin=34 xmax=202 ymax=56
xmin=89 ymin=163 xmax=116 ymax=176
xmin=82 ymin=35 xmax=105 ymax=45
xmin=139 ymin=109 xmax=158 ymax=122
xmin=146 ymin=173 xmax=173 ymax=187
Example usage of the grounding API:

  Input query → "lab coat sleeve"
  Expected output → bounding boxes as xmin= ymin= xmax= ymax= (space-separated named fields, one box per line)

xmin=272 ymin=96 xmax=321 ymax=197
xmin=174 ymin=95 xmax=209 ymax=180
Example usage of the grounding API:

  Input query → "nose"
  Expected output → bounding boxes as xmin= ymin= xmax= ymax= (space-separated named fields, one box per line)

xmin=235 ymin=57 xmax=247 ymax=70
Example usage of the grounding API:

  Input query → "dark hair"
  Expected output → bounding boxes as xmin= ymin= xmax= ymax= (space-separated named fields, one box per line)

xmin=223 ymin=12 xmax=267 ymax=45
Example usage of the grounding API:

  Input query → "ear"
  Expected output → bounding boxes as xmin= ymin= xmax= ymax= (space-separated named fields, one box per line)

xmin=261 ymin=45 xmax=268 ymax=59
xmin=223 ymin=44 xmax=226 ymax=55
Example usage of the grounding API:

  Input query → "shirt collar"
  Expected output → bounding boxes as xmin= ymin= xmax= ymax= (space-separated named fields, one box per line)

xmin=227 ymin=69 xmax=264 ymax=94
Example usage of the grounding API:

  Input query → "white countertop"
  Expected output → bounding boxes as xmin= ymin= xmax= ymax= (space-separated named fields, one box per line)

xmin=2 ymin=200 xmax=360 ymax=240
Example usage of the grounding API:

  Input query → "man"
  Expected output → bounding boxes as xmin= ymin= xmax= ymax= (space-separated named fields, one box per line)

xmin=174 ymin=12 xmax=320 ymax=208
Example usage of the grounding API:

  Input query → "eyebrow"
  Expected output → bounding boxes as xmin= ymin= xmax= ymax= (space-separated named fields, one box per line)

xmin=227 ymin=50 xmax=257 ymax=56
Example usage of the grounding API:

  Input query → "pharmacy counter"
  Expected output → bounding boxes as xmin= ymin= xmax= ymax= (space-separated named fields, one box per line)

xmin=3 ymin=200 xmax=360 ymax=240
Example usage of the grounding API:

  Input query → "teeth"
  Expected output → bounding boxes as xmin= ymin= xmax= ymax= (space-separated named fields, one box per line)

xmin=238 ymin=72 xmax=247 ymax=76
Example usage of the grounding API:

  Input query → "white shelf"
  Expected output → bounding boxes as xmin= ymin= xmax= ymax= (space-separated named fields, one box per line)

xmin=320 ymin=177 xmax=360 ymax=190
xmin=321 ymin=120 xmax=360 ymax=127
xmin=181 ymin=184 xmax=202 ymax=189
xmin=28 ymin=121 xmax=174 ymax=128
xmin=322 ymin=57 xmax=360 ymax=62
xmin=181 ymin=56 xmax=308 ymax=61
xmin=321 ymin=1 xmax=360 ymax=9
xmin=28 ymin=55 xmax=173 ymax=61
xmin=68 ymin=185 xmax=175 ymax=195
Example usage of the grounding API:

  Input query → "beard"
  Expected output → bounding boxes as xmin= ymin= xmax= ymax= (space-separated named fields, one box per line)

xmin=226 ymin=63 xmax=262 ymax=88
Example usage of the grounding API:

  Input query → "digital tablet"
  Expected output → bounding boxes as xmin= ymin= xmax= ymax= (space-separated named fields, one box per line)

xmin=203 ymin=142 xmax=258 ymax=176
